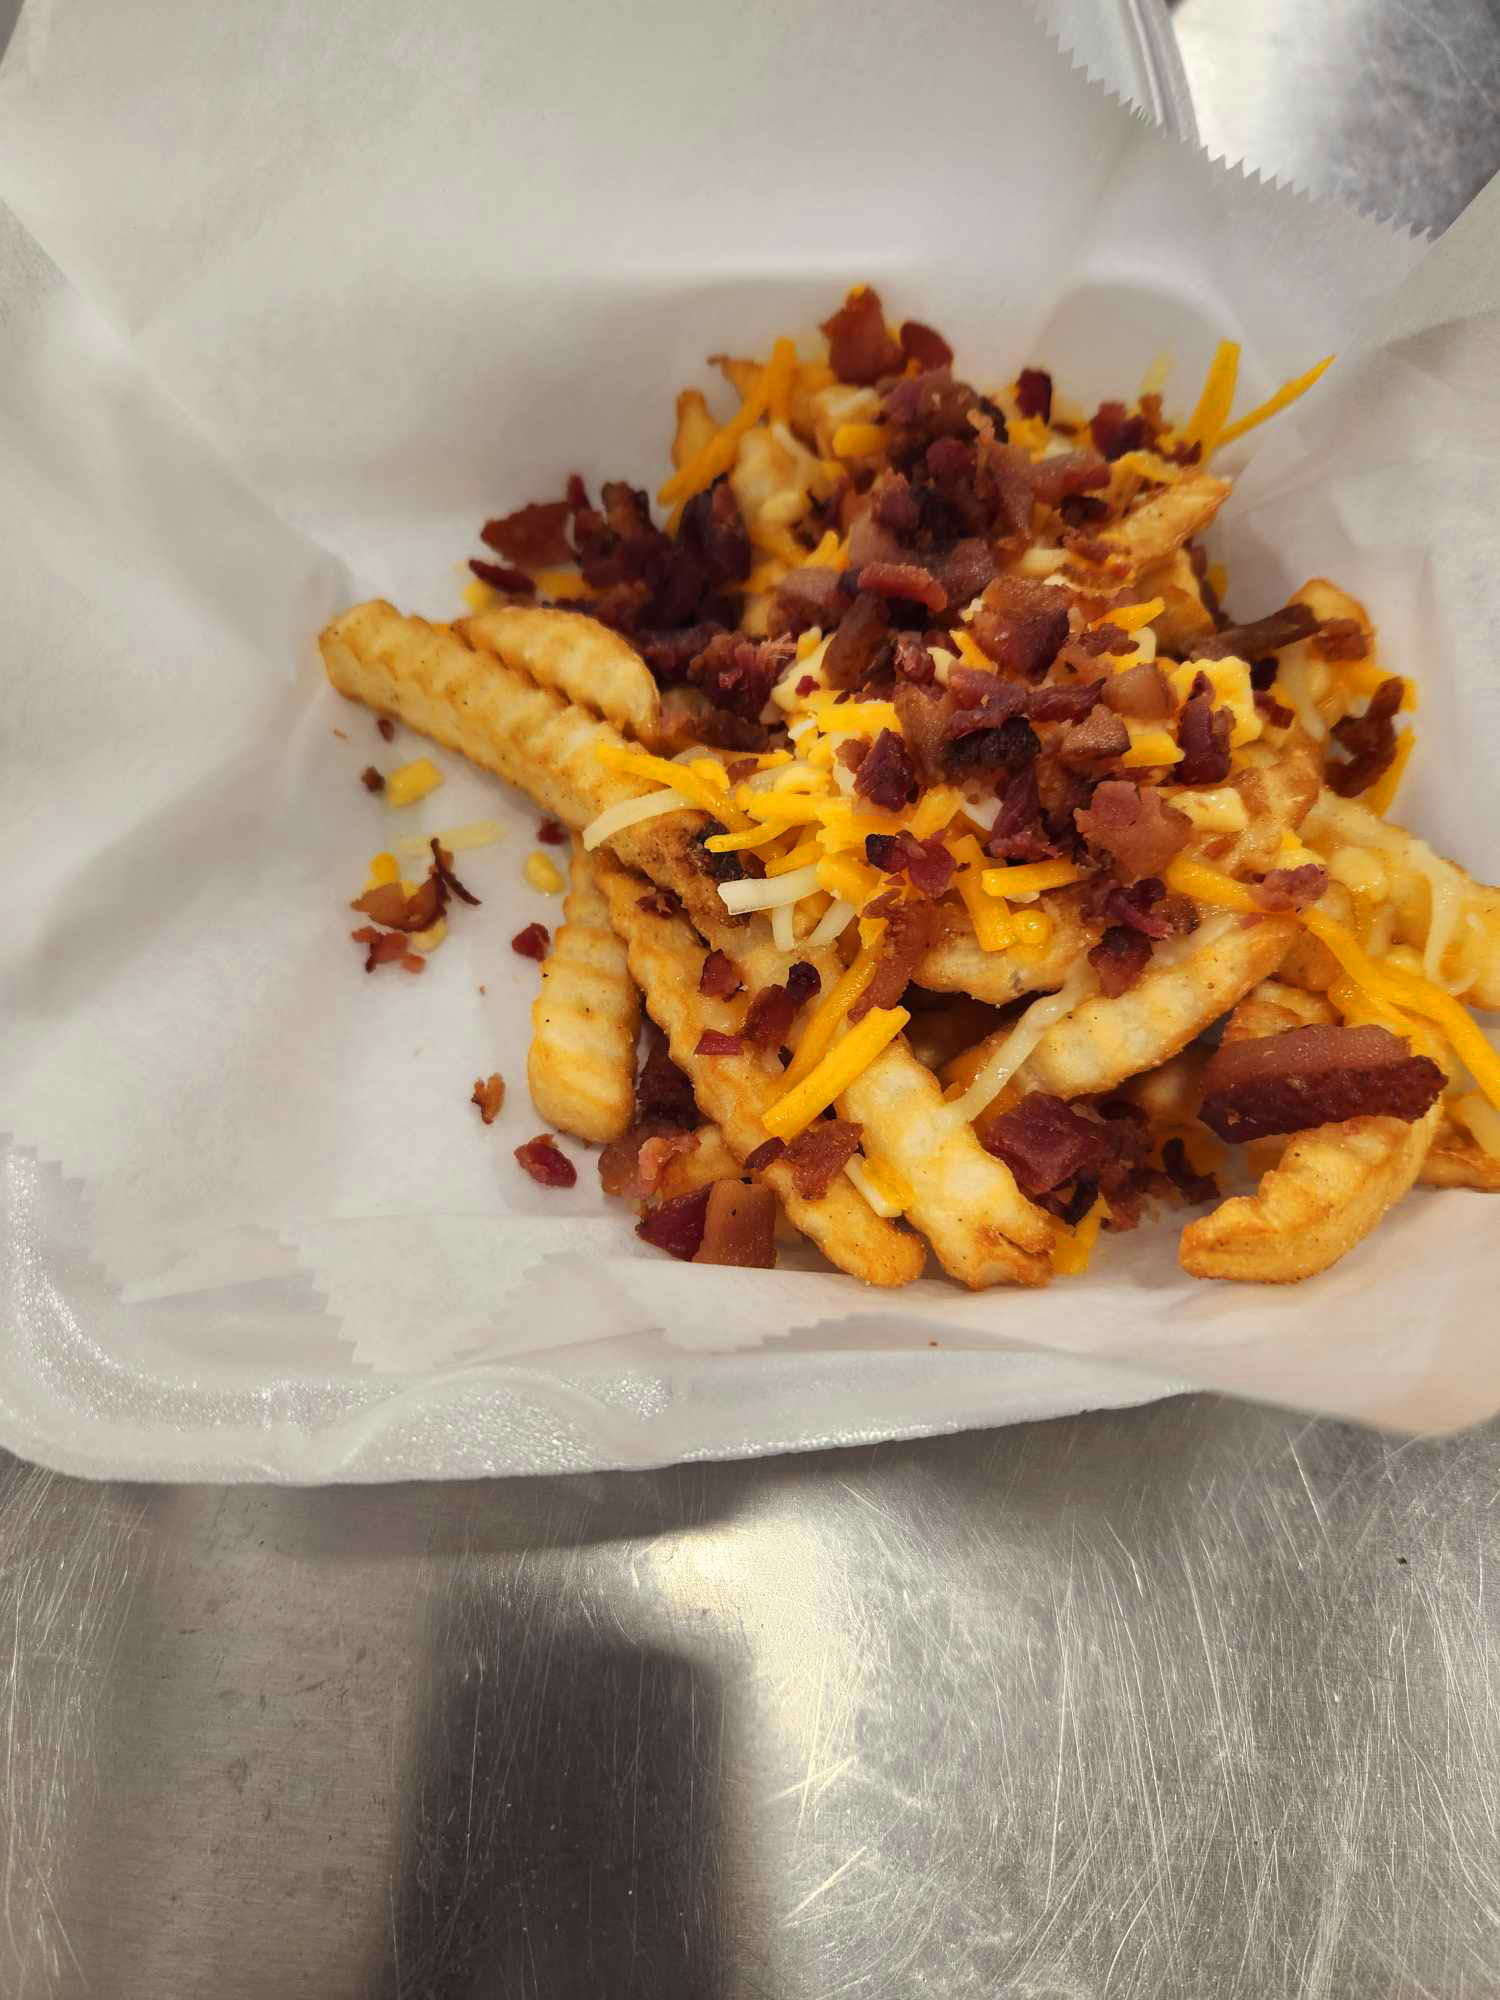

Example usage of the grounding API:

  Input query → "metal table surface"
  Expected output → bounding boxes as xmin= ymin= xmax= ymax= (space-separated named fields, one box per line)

xmin=5 ymin=6 xmax=1500 ymax=1996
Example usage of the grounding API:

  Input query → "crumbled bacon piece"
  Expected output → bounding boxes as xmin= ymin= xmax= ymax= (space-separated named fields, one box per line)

xmin=862 ymin=828 xmax=954 ymax=898
xmin=1160 ymin=1137 xmax=1219 ymax=1206
xmin=744 ymin=1137 xmax=787 ymax=1172
xmin=637 ymin=1185 xmax=712 ymax=1260
xmin=469 ymin=557 xmax=536 ymax=595
xmin=1101 ymin=662 xmax=1174 ymax=720
xmin=823 ymin=591 xmax=891 ymax=690
xmin=836 ymin=737 xmax=869 ymax=774
xmin=1089 ymin=924 xmax=1153 ymax=996
xmin=1329 ymin=678 xmax=1404 ymax=797
xmin=892 ymin=633 xmax=935 ymax=684
xmin=1176 ymin=674 xmax=1234 ymax=785
xmin=637 ymin=1027 xmax=698 ymax=1127
xmin=430 ymin=839 xmax=480 ymax=906
xmin=1202 ymin=603 xmax=1318 ymax=661
xmin=471 ymin=1073 xmax=505 ymax=1124
xmin=743 ymin=984 xmax=798 ymax=1050
xmin=1254 ymin=687 xmax=1295 ymax=729
xmin=891 ymin=681 xmax=953 ymax=788
xmin=849 ymin=898 xmax=938 ymax=1023
xmin=898 ymin=320 xmax=954 ymax=371
xmin=981 ymin=1093 xmax=1111 ymax=1196
xmin=1074 ymin=780 xmax=1191 ymax=880
xmin=821 ymin=286 xmax=903 ymax=384
xmin=770 ymin=565 xmax=847 ymax=640
xmin=783 ymin=1119 xmax=864 ymax=1198
xmin=352 ymin=871 xmax=446 ymax=933
xmin=536 ymin=817 xmax=567 ymax=845
xmin=970 ymin=575 xmax=1070 ymax=680
xmin=1028 ymin=679 xmax=1104 ymax=725
xmin=510 ymin=921 xmax=550 ymax=960
xmin=377 ymin=717 xmax=396 ymax=742
xmin=360 ymin=766 xmax=385 ymax=793
xmin=678 ymin=475 xmax=753 ymax=590
xmin=688 ymin=632 xmax=793 ymax=722
xmin=696 ymin=1179 xmax=777 ymax=1268
xmin=514 ymin=1134 xmax=577 ymax=1187
xmin=1314 ymin=617 xmax=1370 ymax=662
xmin=949 ymin=665 xmax=1026 ymax=715
xmin=986 ymin=765 xmax=1055 ymax=862
xmin=637 ymin=1130 xmax=700 ymax=1196
xmin=699 ymin=949 xmax=742 ymax=999
xmin=1252 ymin=864 xmax=1328 ymax=912
xmin=637 ymin=886 xmax=681 ymax=917
xmin=853 ymin=728 xmax=917 ymax=811
xmin=857 ymin=561 xmax=947 ymax=613
xmin=1086 ymin=875 xmax=1198 ymax=941
xmin=1200 ymin=1024 xmax=1445 ymax=1142
xmin=1027 ymin=450 xmax=1110 ymax=507
xmin=695 ymin=1030 xmax=743 ymax=1057
xmin=351 ymin=925 xmax=412 ymax=972
xmin=1015 ymin=368 xmax=1053 ymax=422
xmin=1057 ymin=705 xmax=1130 ymax=765
xmin=1059 ymin=493 xmax=1111 ymax=529
xmin=481 ymin=499 xmax=573 ymax=567
xmin=786 ymin=961 xmax=821 ymax=1009
xmin=1089 ymin=401 xmax=1148 ymax=460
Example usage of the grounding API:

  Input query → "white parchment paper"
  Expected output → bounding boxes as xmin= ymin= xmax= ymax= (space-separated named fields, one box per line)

xmin=0 ymin=0 xmax=1496 ymax=1478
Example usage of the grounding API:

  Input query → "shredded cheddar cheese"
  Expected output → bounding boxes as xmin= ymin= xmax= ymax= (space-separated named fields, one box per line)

xmin=384 ymin=758 xmax=444 ymax=808
xmin=1215 ymin=354 xmax=1335 ymax=448
xmin=1183 ymin=340 xmax=1241 ymax=451
xmin=762 ymin=1005 xmax=911 ymax=1141
xmin=980 ymin=859 xmax=1084 ymax=902
xmin=831 ymin=421 xmax=886 ymax=460
xmin=1052 ymin=1197 xmax=1105 ymax=1275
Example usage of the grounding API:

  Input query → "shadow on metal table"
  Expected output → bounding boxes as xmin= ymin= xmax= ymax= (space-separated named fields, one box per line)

xmin=2 ymin=1395 xmax=1498 ymax=1996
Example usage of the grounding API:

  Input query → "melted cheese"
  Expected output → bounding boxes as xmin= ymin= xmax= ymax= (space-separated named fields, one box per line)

xmin=950 ymin=965 xmax=1094 ymax=1124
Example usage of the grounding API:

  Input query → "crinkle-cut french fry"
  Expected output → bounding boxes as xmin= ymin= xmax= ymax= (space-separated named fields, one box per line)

xmin=837 ymin=1039 xmax=1054 ymax=1288
xmin=319 ymin=600 xmax=731 ymax=936
xmin=1098 ymin=471 xmax=1232 ymax=568
xmin=1139 ymin=547 xmax=1215 ymax=656
xmin=527 ymin=842 xmax=639 ymax=1142
xmin=1004 ymin=911 xmax=1298 ymax=1101
xmin=1115 ymin=1048 xmax=1211 ymax=1127
xmin=460 ymin=604 xmax=661 ymax=743
xmin=1180 ymin=1101 xmax=1442 ymax=1282
xmin=1419 ymin=1112 xmax=1500 ymax=1193
xmin=1197 ymin=731 xmax=1322 ymax=876
xmin=594 ymin=850 xmax=924 ymax=1287
xmin=915 ymin=895 xmax=1088 ymax=1004
xmin=1221 ymin=978 xmax=1338 ymax=1044
xmin=654 ymin=1125 xmax=745 ymax=1200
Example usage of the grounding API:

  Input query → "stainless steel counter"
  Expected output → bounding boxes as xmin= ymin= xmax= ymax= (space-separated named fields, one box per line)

xmin=5 ymin=6 xmax=1500 ymax=1995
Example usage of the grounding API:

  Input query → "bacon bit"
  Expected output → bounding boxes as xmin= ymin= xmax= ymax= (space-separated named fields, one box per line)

xmin=1255 ymin=687 xmax=1295 ymax=729
xmin=689 ymin=631 xmax=793 ymax=722
xmin=469 ymin=557 xmax=536 ymax=595
xmin=1015 ymin=368 xmax=1053 ymax=422
xmin=836 ymin=737 xmax=869 ymax=775
xmin=637 ymin=1130 xmax=700 ymax=1196
xmin=351 ymin=925 xmax=411 ymax=972
xmin=536 ymin=817 xmax=568 ymax=845
xmin=1314 ymin=617 xmax=1370 ymax=662
xmin=1059 ymin=493 xmax=1111 ymax=529
xmin=944 ymin=713 xmax=1041 ymax=782
xmin=784 ymin=1119 xmax=864 ymax=1199
xmin=987 ymin=764 xmax=1056 ymax=863
xmin=1057 ymin=705 xmax=1130 ymax=766
xmin=695 ymin=1029 xmax=743 ymax=1056
xmin=981 ymin=1093 xmax=1111 ymax=1196
xmin=471 ymin=1073 xmax=505 ymax=1124
xmin=770 ymin=565 xmax=847 ymax=641
xmin=514 ymin=1133 xmax=577 ymax=1187
xmin=849 ymin=898 xmax=938 ymax=1024
xmin=377 ymin=717 xmax=396 ymax=742
xmin=1089 ymin=925 xmax=1152 ymax=996
xmin=971 ymin=575 xmax=1070 ymax=680
xmin=637 ymin=886 xmax=682 ymax=917
xmin=637 ymin=1184 xmax=713 ymax=1260
xmin=1086 ymin=875 xmax=1198 ymax=941
xmin=401 ymin=953 xmax=426 ymax=974
xmin=481 ymin=500 xmax=574 ymax=567
xmin=1161 ymin=1137 xmax=1219 ymax=1206
xmin=1202 ymin=603 xmax=1318 ymax=661
xmin=796 ymin=675 xmax=818 ymax=697
xmin=511 ymin=921 xmax=551 ymax=960
xmin=1102 ymin=662 xmax=1175 ymax=720
xmin=853 ymin=728 xmax=917 ymax=811
xmin=821 ymin=286 xmax=903 ymax=385
xmin=891 ymin=681 xmax=954 ymax=788
xmin=696 ymin=1179 xmax=778 ymax=1268
xmin=429 ymin=839 xmax=481 ymax=906
xmin=744 ymin=1136 xmax=787 ymax=1172
xmin=893 ymin=633 xmax=936 ymax=684
xmin=823 ymin=591 xmax=891 ymax=690
xmin=786 ymin=961 xmax=822 ymax=1009
xmin=1089 ymin=401 xmax=1149 ymax=460
xmin=637 ymin=1027 xmax=698 ymax=1127
xmin=857 ymin=561 xmax=947 ymax=613
xmin=899 ymin=319 xmax=954 ymax=371
xmin=1200 ymin=1024 xmax=1445 ymax=1142
xmin=743 ymin=984 xmax=798 ymax=1051
xmin=1253 ymin=863 xmax=1328 ymax=912
xmin=949 ymin=666 xmax=1027 ymax=716
xmin=699 ymin=949 xmax=742 ymax=1000
xmin=351 ymin=873 xmax=446 ymax=933
xmin=862 ymin=828 xmax=953 ymax=898
xmin=1176 ymin=673 xmax=1234 ymax=785
xmin=360 ymin=766 xmax=385 ymax=793
xmin=1046 ymin=1175 xmax=1101 ymax=1228
xmin=1027 ymin=450 xmax=1110 ymax=507
xmin=1075 ymin=780 xmax=1191 ymax=880
xmin=1028 ymin=679 xmax=1105 ymax=725
xmin=1329 ymin=678 xmax=1404 ymax=797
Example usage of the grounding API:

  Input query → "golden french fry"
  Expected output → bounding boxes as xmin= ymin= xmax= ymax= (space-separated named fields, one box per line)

xmin=915 ymin=895 xmax=1088 ymax=1004
xmin=838 ymin=1038 xmax=1054 ymax=1287
xmin=1180 ymin=1102 xmax=1442 ymax=1282
xmin=711 ymin=354 xmax=761 ymax=403
xmin=1220 ymin=978 xmax=1338 ymax=1043
xmin=319 ymin=601 xmax=732 ymax=937
xmin=527 ymin=842 xmax=640 ymax=1142
xmin=1140 ymin=547 xmax=1215 ymax=656
xmin=594 ymin=849 xmax=925 ymax=1287
xmin=1098 ymin=471 xmax=1232 ymax=569
xmin=672 ymin=389 xmax=717 ymax=470
xmin=461 ymin=604 xmax=661 ymax=743
xmin=1002 ymin=911 xmax=1298 ymax=1102
xmin=1115 ymin=1047 xmax=1211 ymax=1126
xmin=654 ymin=1125 xmax=744 ymax=1200
xmin=1419 ymin=1110 xmax=1500 ymax=1193
xmin=1194 ymin=730 xmax=1322 ymax=876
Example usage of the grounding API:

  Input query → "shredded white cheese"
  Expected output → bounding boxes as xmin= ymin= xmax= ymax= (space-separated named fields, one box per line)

xmin=950 ymin=965 xmax=1094 ymax=1125
xmin=581 ymin=790 xmax=692 ymax=849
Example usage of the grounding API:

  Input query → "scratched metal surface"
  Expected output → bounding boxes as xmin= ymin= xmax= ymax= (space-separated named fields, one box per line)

xmin=5 ymin=4 xmax=1500 ymax=1996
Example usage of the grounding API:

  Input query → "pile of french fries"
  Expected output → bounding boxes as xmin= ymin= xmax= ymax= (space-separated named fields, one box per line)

xmin=318 ymin=295 xmax=1500 ymax=1287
